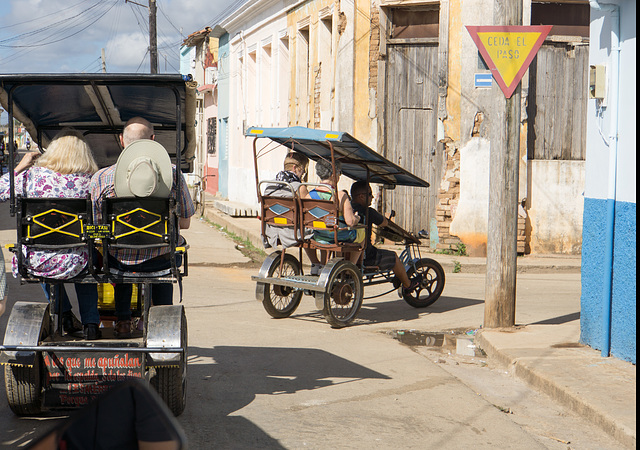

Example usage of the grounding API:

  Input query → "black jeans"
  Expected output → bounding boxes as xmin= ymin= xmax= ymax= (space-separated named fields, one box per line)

xmin=108 ymin=254 xmax=181 ymax=321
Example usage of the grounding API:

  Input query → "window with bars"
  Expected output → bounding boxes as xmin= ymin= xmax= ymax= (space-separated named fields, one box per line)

xmin=207 ymin=117 xmax=217 ymax=155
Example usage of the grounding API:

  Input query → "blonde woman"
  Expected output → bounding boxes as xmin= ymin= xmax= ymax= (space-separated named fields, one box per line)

xmin=0 ymin=129 xmax=101 ymax=340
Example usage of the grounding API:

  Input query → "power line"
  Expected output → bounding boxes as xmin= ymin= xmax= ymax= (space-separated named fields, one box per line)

xmin=128 ymin=1 xmax=149 ymax=36
xmin=0 ymin=1 xmax=104 ymax=46
xmin=0 ymin=0 xmax=95 ymax=31
xmin=79 ymin=56 xmax=101 ymax=72
xmin=104 ymin=0 xmax=126 ymax=67
xmin=157 ymin=0 xmax=182 ymax=36
xmin=159 ymin=51 xmax=180 ymax=73
xmin=135 ymin=48 xmax=150 ymax=73
xmin=0 ymin=0 xmax=119 ymax=49
xmin=206 ymin=0 xmax=250 ymax=28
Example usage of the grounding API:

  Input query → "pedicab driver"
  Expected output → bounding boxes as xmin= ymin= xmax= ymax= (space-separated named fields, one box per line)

xmin=350 ymin=181 xmax=418 ymax=296
xmin=90 ymin=117 xmax=195 ymax=338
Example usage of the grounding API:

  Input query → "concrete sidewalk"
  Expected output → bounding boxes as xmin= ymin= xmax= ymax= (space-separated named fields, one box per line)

xmin=201 ymin=201 xmax=636 ymax=449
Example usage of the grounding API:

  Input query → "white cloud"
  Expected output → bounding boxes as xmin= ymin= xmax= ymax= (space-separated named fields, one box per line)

xmin=105 ymin=32 xmax=149 ymax=72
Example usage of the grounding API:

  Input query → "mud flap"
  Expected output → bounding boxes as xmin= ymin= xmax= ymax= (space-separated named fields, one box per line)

xmin=146 ymin=305 xmax=184 ymax=366
xmin=0 ymin=302 xmax=48 ymax=367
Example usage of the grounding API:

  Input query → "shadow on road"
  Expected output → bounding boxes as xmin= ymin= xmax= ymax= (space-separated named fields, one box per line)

xmin=285 ymin=295 xmax=484 ymax=327
xmin=184 ymin=345 xmax=391 ymax=447
xmin=531 ymin=312 xmax=580 ymax=325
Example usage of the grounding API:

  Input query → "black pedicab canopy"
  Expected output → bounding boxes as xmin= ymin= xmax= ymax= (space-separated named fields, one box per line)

xmin=245 ymin=126 xmax=430 ymax=188
xmin=0 ymin=73 xmax=196 ymax=171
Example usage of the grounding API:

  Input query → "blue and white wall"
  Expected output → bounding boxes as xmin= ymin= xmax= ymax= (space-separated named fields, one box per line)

xmin=216 ymin=32 xmax=230 ymax=199
xmin=581 ymin=0 xmax=636 ymax=363
xmin=180 ymin=46 xmax=196 ymax=77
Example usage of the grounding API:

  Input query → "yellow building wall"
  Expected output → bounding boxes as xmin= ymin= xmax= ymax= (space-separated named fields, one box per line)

xmin=445 ymin=0 xmax=462 ymax=142
xmin=354 ymin=0 xmax=372 ymax=143
xmin=287 ymin=0 xmax=374 ymax=145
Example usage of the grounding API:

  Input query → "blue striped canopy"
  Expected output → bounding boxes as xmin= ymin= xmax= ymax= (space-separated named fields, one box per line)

xmin=246 ymin=126 xmax=430 ymax=188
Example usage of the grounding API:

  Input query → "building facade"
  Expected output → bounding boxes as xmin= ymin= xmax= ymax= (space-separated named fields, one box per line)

xmin=184 ymin=0 xmax=595 ymax=258
xmin=580 ymin=0 xmax=636 ymax=363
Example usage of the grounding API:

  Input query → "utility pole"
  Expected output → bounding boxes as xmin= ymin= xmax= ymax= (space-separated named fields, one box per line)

xmin=484 ymin=0 xmax=522 ymax=328
xmin=149 ymin=0 xmax=158 ymax=74
xmin=101 ymin=48 xmax=107 ymax=73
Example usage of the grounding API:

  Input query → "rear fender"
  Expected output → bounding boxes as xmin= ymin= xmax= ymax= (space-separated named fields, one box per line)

xmin=0 ymin=302 xmax=49 ymax=366
xmin=146 ymin=305 xmax=185 ymax=367
xmin=255 ymin=251 xmax=282 ymax=301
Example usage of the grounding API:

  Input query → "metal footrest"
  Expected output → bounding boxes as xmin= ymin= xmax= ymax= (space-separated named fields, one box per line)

xmin=251 ymin=274 xmax=325 ymax=293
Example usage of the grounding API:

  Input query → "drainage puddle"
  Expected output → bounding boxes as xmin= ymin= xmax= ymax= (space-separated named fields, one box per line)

xmin=391 ymin=330 xmax=486 ymax=357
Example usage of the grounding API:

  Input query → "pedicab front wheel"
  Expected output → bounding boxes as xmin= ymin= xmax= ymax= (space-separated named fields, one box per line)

xmin=403 ymin=258 xmax=445 ymax=308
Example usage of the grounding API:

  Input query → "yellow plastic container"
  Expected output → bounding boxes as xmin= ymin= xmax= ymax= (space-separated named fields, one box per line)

xmin=97 ymin=283 xmax=139 ymax=309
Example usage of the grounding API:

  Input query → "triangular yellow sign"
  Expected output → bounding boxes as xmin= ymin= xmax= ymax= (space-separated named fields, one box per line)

xmin=467 ymin=26 xmax=552 ymax=98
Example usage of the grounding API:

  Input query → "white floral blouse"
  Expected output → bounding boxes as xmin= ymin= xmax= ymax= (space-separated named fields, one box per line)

xmin=0 ymin=167 xmax=93 ymax=279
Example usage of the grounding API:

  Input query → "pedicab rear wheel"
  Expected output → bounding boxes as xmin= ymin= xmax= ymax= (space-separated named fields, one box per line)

xmin=5 ymin=357 xmax=43 ymax=416
xmin=150 ymin=310 xmax=188 ymax=416
xmin=259 ymin=252 xmax=303 ymax=318
xmin=318 ymin=260 xmax=363 ymax=328
xmin=4 ymin=304 xmax=50 ymax=416
xmin=403 ymin=258 xmax=445 ymax=308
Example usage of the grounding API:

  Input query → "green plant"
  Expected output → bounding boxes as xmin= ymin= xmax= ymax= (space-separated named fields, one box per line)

xmin=435 ymin=242 xmax=468 ymax=257
xmin=453 ymin=260 xmax=462 ymax=273
xmin=203 ymin=218 xmax=267 ymax=260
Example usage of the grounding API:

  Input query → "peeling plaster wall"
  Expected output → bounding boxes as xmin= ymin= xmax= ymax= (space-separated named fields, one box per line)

xmin=443 ymin=0 xmax=494 ymax=256
xmin=528 ymin=161 xmax=585 ymax=254
xmin=449 ymin=137 xmax=490 ymax=256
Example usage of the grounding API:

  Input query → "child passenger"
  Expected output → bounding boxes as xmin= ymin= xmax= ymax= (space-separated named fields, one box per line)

xmin=263 ymin=152 xmax=324 ymax=275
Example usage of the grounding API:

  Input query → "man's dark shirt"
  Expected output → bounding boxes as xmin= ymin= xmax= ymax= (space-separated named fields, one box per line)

xmin=351 ymin=202 xmax=385 ymax=263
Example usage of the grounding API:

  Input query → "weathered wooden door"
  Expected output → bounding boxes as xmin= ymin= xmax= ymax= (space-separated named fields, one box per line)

xmin=527 ymin=43 xmax=589 ymax=161
xmin=383 ymin=43 xmax=441 ymax=235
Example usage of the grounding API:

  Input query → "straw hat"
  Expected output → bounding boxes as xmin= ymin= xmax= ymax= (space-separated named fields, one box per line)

xmin=114 ymin=139 xmax=172 ymax=198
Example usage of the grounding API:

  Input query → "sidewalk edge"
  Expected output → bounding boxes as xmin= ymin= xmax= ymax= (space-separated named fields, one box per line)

xmin=475 ymin=331 xmax=636 ymax=449
xmin=204 ymin=207 xmax=263 ymax=251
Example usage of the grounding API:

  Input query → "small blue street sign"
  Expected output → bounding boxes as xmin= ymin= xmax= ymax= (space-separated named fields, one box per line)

xmin=475 ymin=73 xmax=493 ymax=88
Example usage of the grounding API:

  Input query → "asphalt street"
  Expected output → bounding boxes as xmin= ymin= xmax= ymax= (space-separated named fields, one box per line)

xmin=0 ymin=209 xmax=628 ymax=449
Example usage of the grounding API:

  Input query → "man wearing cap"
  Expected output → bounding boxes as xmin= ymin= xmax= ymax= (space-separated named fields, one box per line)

xmin=90 ymin=117 xmax=195 ymax=338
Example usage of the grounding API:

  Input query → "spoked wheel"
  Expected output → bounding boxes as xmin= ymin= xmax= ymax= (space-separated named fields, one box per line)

xmin=403 ymin=258 xmax=446 ymax=308
xmin=258 ymin=252 xmax=303 ymax=318
xmin=151 ymin=310 xmax=188 ymax=416
xmin=318 ymin=260 xmax=363 ymax=328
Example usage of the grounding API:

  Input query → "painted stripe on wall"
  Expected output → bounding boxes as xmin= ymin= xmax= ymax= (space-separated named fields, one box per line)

xmin=581 ymin=197 xmax=636 ymax=363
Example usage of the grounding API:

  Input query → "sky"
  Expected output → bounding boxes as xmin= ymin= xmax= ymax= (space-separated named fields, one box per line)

xmin=0 ymin=0 xmax=233 ymax=124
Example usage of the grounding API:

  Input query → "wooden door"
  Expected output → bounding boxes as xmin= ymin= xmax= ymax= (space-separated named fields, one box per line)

xmin=383 ymin=43 xmax=441 ymax=235
xmin=527 ymin=43 xmax=589 ymax=161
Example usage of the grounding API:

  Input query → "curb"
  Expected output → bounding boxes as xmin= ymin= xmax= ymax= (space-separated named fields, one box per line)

xmin=203 ymin=204 xmax=581 ymax=274
xmin=475 ymin=331 xmax=636 ymax=449
xmin=203 ymin=206 xmax=264 ymax=251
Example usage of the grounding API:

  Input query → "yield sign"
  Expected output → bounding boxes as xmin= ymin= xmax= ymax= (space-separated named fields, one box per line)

xmin=466 ymin=25 xmax=552 ymax=98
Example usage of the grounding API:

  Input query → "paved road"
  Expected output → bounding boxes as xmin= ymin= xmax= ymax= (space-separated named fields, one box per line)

xmin=0 ymin=213 xmax=623 ymax=449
